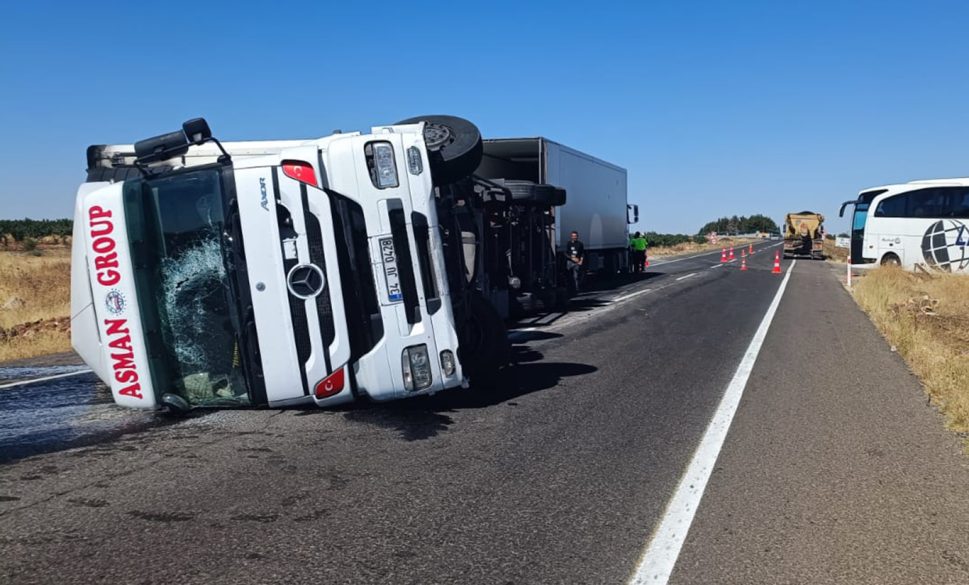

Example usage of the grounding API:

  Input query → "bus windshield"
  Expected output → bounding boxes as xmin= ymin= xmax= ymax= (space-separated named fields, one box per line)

xmin=852 ymin=203 xmax=869 ymax=231
xmin=123 ymin=168 xmax=251 ymax=407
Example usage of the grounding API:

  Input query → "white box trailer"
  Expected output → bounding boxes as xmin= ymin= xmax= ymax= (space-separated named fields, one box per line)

xmin=477 ymin=138 xmax=634 ymax=273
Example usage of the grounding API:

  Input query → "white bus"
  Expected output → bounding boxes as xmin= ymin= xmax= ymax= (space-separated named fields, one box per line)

xmin=840 ymin=178 xmax=969 ymax=272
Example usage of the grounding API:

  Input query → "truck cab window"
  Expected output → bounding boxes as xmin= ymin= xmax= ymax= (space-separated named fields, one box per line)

xmin=123 ymin=168 xmax=251 ymax=407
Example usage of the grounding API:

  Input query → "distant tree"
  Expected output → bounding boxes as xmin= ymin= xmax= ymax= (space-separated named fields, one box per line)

xmin=697 ymin=214 xmax=778 ymax=235
xmin=0 ymin=219 xmax=74 ymax=246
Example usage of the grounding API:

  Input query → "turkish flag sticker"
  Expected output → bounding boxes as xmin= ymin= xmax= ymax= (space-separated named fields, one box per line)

xmin=314 ymin=368 xmax=345 ymax=399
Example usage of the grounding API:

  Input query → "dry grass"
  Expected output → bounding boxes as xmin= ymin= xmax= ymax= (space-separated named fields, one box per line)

xmin=853 ymin=267 xmax=969 ymax=444
xmin=823 ymin=239 xmax=849 ymax=263
xmin=0 ymin=248 xmax=73 ymax=362
xmin=649 ymin=238 xmax=761 ymax=258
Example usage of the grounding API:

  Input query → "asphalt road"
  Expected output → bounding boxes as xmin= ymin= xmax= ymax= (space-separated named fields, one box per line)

xmin=2 ymin=243 xmax=968 ymax=584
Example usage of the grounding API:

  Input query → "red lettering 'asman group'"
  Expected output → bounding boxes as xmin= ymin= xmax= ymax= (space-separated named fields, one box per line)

xmin=104 ymin=318 xmax=143 ymax=400
xmin=88 ymin=206 xmax=121 ymax=287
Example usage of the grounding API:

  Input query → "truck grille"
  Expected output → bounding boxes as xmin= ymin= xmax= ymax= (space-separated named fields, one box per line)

xmin=329 ymin=192 xmax=384 ymax=361
xmin=303 ymin=191 xmax=336 ymax=355
xmin=387 ymin=199 xmax=421 ymax=325
xmin=274 ymin=168 xmax=311 ymax=396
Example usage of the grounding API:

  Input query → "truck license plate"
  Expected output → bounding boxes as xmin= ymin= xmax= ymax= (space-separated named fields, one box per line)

xmin=379 ymin=237 xmax=404 ymax=303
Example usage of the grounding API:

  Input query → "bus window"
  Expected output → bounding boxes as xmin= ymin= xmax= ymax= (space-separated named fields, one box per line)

xmin=875 ymin=193 xmax=909 ymax=217
xmin=852 ymin=204 xmax=869 ymax=230
xmin=946 ymin=188 xmax=969 ymax=218
xmin=909 ymin=188 xmax=946 ymax=218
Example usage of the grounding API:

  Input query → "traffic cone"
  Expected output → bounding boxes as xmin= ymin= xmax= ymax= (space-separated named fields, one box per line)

xmin=741 ymin=257 xmax=748 ymax=271
xmin=742 ymin=249 xmax=747 ymax=258
xmin=749 ymin=243 xmax=754 ymax=255
xmin=720 ymin=248 xmax=727 ymax=263
xmin=729 ymin=247 xmax=735 ymax=260
xmin=772 ymin=251 xmax=782 ymax=274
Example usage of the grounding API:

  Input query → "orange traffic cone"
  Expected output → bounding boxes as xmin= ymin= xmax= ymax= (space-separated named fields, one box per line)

xmin=741 ymin=249 xmax=747 ymax=258
xmin=749 ymin=243 xmax=754 ymax=255
xmin=720 ymin=248 xmax=727 ymax=263
xmin=644 ymin=257 xmax=649 ymax=268
xmin=729 ymin=247 xmax=735 ymax=261
xmin=772 ymin=251 xmax=782 ymax=274
xmin=741 ymin=257 xmax=748 ymax=271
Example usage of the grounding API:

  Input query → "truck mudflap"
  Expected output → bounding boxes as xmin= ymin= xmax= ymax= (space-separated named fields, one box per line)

xmin=79 ymin=183 xmax=157 ymax=409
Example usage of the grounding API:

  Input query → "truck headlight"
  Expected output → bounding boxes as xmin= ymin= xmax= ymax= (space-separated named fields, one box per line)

xmin=366 ymin=141 xmax=399 ymax=189
xmin=407 ymin=146 xmax=423 ymax=175
xmin=402 ymin=345 xmax=432 ymax=391
xmin=440 ymin=350 xmax=455 ymax=377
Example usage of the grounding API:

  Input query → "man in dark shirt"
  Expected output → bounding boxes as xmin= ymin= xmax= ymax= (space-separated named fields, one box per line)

xmin=565 ymin=231 xmax=585 ymax=292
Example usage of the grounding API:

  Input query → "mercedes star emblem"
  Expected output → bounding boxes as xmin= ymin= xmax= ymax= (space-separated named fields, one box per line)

xmin=286 ymin=264 xmax=326 ymax=299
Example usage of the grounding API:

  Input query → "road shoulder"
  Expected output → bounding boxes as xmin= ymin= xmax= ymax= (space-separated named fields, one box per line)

xmin=671 ymin=260 xmax=969 ymax=585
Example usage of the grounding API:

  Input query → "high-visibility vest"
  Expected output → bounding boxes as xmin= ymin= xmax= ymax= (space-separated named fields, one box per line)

xmin=633 ymin=237 xmax=647 ymax=252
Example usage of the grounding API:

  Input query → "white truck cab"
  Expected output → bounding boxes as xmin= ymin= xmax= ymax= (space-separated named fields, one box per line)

xmin=72 ymin=118 xmax=469 ymax=411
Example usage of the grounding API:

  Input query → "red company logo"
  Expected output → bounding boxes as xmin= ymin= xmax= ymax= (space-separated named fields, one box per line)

xmin=104 ymin=318 xmax=143 ymax=400
xmin=88 ymin=206 xmax=121 ymax=287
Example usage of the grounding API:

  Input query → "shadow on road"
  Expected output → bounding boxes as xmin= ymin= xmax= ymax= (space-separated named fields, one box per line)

xmin=340 ymin=342 xmax=596 ymax=441
xmin=580 ymin=270 xmax=665 ymax=294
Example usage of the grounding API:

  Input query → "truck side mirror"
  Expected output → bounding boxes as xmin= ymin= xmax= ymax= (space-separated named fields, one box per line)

xmin=627 ymin=204 xmax=639 ymax=224
xmin=182 ymin=118 xmax=212 ymax=145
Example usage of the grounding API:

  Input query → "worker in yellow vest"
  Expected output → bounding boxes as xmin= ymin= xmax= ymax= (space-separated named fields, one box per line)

xmin=630 ymin=232 xmax=648 ymax=272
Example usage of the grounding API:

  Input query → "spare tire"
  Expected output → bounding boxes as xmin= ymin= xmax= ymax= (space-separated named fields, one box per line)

xmin=396 ymin=115 xmax=483 ymax=186
xmin=497 ymin=180 xmax=567 ymax=207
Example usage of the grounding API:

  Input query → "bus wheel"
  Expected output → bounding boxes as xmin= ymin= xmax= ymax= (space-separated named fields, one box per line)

xmin=881 ymin=253 xmax=901 ymax=267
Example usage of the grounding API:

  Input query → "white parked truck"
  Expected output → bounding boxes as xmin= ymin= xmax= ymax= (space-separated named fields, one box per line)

xmin=71 ymin=117 xmax=622 ymax=412
xmin=478 ymin=138 xmax=634 ymax=275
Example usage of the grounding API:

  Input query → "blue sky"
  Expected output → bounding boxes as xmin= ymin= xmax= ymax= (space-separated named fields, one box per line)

xmin=3 ymin=0 xmax=969 ymax=234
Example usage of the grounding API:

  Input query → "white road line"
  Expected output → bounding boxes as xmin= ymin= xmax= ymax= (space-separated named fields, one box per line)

xmin=0 ymin=369 xmax=94 ymax=390
xmin=675 ymin=272 xmax=697 ymax=281
xmin=627 ymin=260 xmax=797 ymax=585
xmin=709 ymin=264 xmax=723 ymax=269
xmin=613 ymin=288 xmax=653 ymax=303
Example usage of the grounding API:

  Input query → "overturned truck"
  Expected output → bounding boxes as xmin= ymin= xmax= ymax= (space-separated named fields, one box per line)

xmin=72 ymin=116 xmax=576 ymax=412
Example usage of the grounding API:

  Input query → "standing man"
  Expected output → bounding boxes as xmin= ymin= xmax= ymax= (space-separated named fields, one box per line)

xmin=566 ymin=230 xmax=585 ymax=293
xmin=629 ymin=232 xmax=637 ymax=273
xmin=631 ymin=232 xmax=648 ymax=273
xmin=639 ymin=232 xmax=649 ymax=271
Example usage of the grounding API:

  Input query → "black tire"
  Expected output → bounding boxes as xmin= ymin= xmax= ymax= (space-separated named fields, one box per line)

xmin=496 ymin=180 xmax=566 ymax=206
xmin=881 ymin=253 xmax=901 ymax=267
xmin=396 ymin=115 xmax=483 ymax=186
xmin=459 ymin=294 xmax=510 ymax=388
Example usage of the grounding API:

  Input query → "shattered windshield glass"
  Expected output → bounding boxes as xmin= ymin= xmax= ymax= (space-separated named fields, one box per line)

xmin=123 ymin=168 xmax=250 ymax=406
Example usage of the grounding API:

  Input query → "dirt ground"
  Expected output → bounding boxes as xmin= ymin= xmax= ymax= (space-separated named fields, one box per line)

xmin=0 ymin=247 xmax=72 ymax=362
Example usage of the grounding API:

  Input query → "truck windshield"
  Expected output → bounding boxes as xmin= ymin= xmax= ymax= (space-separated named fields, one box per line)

xmin=123 ymin=168 xmax=250 ymax=407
